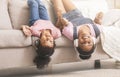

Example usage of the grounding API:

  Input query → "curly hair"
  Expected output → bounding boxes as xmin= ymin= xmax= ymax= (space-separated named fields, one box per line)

xmin=34 ymin=39 xmax=56 ymax=69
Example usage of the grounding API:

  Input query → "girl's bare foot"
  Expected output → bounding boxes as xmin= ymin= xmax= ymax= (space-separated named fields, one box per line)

xmin=94 ymin=12 xmax=104 ymax=25
xmin=22 ymin=25 xmax=32 ymax=36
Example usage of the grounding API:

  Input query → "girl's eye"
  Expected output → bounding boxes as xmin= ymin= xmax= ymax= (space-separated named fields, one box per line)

xmin=88 ymin=42 xmax=90 ymax=44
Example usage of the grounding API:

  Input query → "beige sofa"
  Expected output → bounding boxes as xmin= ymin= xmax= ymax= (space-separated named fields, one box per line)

xmin=0 ymin=0 xmax=120 ymax=76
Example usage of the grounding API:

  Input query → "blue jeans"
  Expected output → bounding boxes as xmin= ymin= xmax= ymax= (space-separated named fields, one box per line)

xmin=28 ymin=0 xmax=49 ymax=26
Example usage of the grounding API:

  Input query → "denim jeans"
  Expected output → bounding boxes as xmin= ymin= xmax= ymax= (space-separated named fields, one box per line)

xmin=28 ymin=0 xmax=49 ymax=26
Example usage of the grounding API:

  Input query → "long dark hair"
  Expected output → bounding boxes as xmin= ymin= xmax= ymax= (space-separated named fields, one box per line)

xmin=35 ymin=39 xmax=56 ymax=57
xmin=34 ymin=39 xmax=56 ymax=69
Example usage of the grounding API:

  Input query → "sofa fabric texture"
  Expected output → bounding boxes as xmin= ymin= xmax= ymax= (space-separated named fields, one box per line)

xmin=0 ymin=0 xmax=12 ymax=29
xmin=8 ymin=0 xmax=30 ymax=29
xmin=0 ymin=30 xmax=32 ymax=48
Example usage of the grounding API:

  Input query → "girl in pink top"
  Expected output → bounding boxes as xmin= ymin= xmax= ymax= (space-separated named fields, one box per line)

xmin=52 ymin=0 xmax=103 ymax=59
xmin=22 ymin=0 xmax=61 ymax=69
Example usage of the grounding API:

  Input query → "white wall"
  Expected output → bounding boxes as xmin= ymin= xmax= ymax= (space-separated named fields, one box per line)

xmin=115 ymin=0 xmax=120 ymax=8
xmin=106 ymin=0 xmax=120 ymax=9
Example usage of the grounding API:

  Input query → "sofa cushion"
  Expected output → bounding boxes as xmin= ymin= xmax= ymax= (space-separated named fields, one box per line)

xmin=8 ymin=0 xmax=29 ymax=29
xmin=0 ymin=30 xmax=32 ymax=48
xmin=0 ymin=0 xmax=12 ymax=29
xmin=55 ymin=36 xmax=73 ymax=47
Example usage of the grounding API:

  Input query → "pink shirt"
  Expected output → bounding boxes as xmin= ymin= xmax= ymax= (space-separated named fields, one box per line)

xmin=30 ymin=20 xmax=61 ymax=39
xmin=62 ymin=22 xmax=73 ymax=40
xmin=62 ymin=22 xmax=102 ymax=40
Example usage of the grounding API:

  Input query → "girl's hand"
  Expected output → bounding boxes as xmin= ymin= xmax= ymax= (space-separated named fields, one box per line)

xmin=61 ymin=18 xmax=69 ymax=27
xmin=22 ymin=25 xmax=32 ymax=37
xmin=55 ymin=11 xmax=69 ymax=30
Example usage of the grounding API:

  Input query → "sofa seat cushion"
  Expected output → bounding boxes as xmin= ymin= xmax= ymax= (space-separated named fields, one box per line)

xmin=0 ymin=30 xmax=32 ymax=48
xmin=0 ymin=0 xmax=12 ymax=29
xmin=55 ymin=36 xmax=73 ymax=47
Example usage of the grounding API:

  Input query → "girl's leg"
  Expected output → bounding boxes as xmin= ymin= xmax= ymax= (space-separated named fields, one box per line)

xmin=62 ymin=0 xmax=76 ymax=12
xmin=51 ymin=0 xmax=67 ymax=30
xmin=94 ymin=12 xmax=104 ymax=25
xmin=35 ymin=0 xmax=49 ymax=20
xmin=28 ymin=0 xmax=40 ymax=26
xmin=51 ymin=0 xmax=66 ymax=17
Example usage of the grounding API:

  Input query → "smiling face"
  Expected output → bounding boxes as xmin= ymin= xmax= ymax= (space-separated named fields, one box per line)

xmin=40 ymin=30 xmax=54 ymax=47
xmin=78 ymin=25 xmax=94 ymax=51
xmin=78 ymin=34 xmax=94 ymax=51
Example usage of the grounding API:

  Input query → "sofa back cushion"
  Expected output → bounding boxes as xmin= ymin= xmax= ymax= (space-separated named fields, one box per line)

xmin=0 ymin=0 xmax=12 ymax=29
xmin=8 ymin=0 xmax=30 ymax=29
